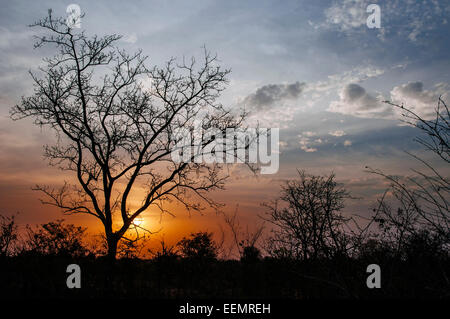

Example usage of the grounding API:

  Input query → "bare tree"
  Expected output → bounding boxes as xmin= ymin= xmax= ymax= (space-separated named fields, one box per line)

xmin=148 ymin=238 xmax=179 ymax=260
xmin=263 ymin=170 xmax=351 ymax=260
xmin=0 ymin=214 xmax=19 ymax=257
xmin=367 ymin=97 xmax=450 ymax=242
xmin=223 ymin=206 xmax=264 ymax=259
xmin=384 ymin=97 xmax=449 ymax=163
xmin=11 ymin=13 xmax=247 ymax=259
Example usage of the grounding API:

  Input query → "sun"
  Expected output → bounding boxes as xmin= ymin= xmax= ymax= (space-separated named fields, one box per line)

xmin=133 ymin=217 xmax=144 ymax=226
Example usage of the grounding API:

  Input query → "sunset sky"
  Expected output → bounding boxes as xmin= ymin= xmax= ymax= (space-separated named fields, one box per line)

xmin=1 ymin=0 xmax=449 ymax=251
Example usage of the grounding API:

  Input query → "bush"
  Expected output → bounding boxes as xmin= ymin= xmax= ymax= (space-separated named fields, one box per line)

xmin=240 ymin=246 xmax=261 ymax=263
xmin=177 ymin=232 xmax=217 ymax=260
xmin=23 ymin=220 xmax=88 ymax=257
xmin=0 ymin=214 xmax=18 ymax=257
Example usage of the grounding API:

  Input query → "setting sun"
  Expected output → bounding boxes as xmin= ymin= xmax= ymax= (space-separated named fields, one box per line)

xmin=133 ymin=217 xmax=144 ymax=227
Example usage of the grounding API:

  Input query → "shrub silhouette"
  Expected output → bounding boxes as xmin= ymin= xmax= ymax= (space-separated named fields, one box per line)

xmin=177 ymin=232 xmax=217 ymax=260
xmin=23 ymin=220 xmax=88 ymax=257
xmin=240 ymin=245 xmax=261 ymax=263
xmin=150 ymin=239 xmax=179 ymax=262
xmin=0 ymin=214 xmax=18 ymax=257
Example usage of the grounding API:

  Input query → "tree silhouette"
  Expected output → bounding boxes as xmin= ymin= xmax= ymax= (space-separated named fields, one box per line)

xmin=264 ymin=170 xmax=350 ymax=260
xmin=240 ymin=245 xmax=262 ymax=263
xmin=23 ymin=220 xmax=88 ymax=257
xmin=0 ymin=214 xmax=18 ymax=257
xmin=177 ymin=232 xmax=218 ymax=260
xmin=384 ymin=97 xmax=449 ymax=163
xmin=367 ymin=97 xmax=450 ymax=244
xmin=149 ymin=238 xmax=179 ymax=261
xmin=11 ymin=12 xmax=247 ymax=259
xmin=223 ymin=207 xmax=264 ymax=259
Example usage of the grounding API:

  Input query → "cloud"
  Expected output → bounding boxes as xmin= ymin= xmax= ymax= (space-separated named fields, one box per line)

xmin=243 ymin=65 xmax=387 ymax=128
xmin=304 ymin=66 xmax=385 ymax=95
xmin=243 ymin=81 xmax=306 ymax=111
xmin=329 ymin=130 xmax=346 ymax=137
xmin=0 ymin=27 xmax=42 ymax=99
xmin=390 ymin=82 xmax=449 ymax=119
xmin=299 ymin=137 xmax=317 ymax=153
xmin=320 ymin=0 xmax=449 ymax=44
xmin=298 ymin=132 xmax=325 ymax=153
xmin=303 ymin=131 xmax=317 ymax=137
xmin=297 ymin=129 xmax=354 ymax=152
xmin=0 ymin=27 xmax=34 ymax=50
xmin=122 ymin=33 xmax=138 ymax=44
xmin=396 ymin=1 xmax=450 ymax=43
xmin=297 ymin=65 xmax=386 ymax=112
xmin=327 ymin=81 xmax=450 ymax=120
xmin=324 ymin=0 xmax=368 ymax=31
xmin=327 ymin=83 xmax=392 ymax=119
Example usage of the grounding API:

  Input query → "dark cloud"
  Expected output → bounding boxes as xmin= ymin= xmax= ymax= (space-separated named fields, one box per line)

xmin=243 ymin=81 xmax=305 ymax=111
xmin=345 ymin=83 xmax=366 ymax=100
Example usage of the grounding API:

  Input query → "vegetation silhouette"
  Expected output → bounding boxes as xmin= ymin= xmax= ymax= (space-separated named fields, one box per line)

xmin=177 ymin=232 xmax=218 ymax=261
xmin=10 ymin=12 xmax=248 ymax=260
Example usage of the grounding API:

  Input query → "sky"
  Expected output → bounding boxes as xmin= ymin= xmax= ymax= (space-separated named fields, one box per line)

xmin=0 ymin=0 xmax=449 ymax=251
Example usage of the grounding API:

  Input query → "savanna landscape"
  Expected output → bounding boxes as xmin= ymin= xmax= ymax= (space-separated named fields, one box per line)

xmin=0 ymin=0 xmax=449 ymax=307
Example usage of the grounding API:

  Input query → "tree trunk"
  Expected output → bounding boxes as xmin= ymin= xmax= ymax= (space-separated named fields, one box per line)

xmin=106 ymin=235 xmax=118 ymax=260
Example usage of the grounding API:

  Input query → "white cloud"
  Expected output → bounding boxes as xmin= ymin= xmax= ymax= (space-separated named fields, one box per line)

xmin=301 ymin=66 xmax=386 ymax=111
xmin=327 ymin=83 xmax=392 ymax=119
xmin=321 ymin=0 xmax=448 ymax=43
xmin=329 ymin=130 xmax=346 ymax=137
xmin=324 ymin=0 xmax=368 ymax=31
xmin=344 ymin=140 xmax=352 ymax=146
xmin=390 ymin=82 xmax=449 ymax=120
xmin=298 ymin=136 xmax=318 ymax=153
xmin=122 ymin=33 xmax=138 ymax=44
xmin=304 ymin=66 xmax=385 ymax=95
xmin=327 ymin=81 xmax=450 ymax=120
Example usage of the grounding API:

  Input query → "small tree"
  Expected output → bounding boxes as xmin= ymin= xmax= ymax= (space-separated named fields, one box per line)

xmin=116 ymin=234 xmax=150 ymax=259
xmin=24 ymin=220 xmax=88 ymax=257
xmin=264 ymin=170 xmax=350 ymax=260
xmin=368 ymin=97 xmax=450 ymax=245
xmin=0 ymin=214 xmax=19 ymax=257
xmin=223 ymin=207 xmax=264 ymax=259
xmin=149 ymin=238 xmax=179 ymax=261
xmin=11 ymin=12 xmax=247 ymax=259
xmin=384 ymin=97 xmax=449 ymax=163
xmin=177 ymin=232 xmax=218 ymax=260
xmin=240 ymin=245 xmax=262 ymax=263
